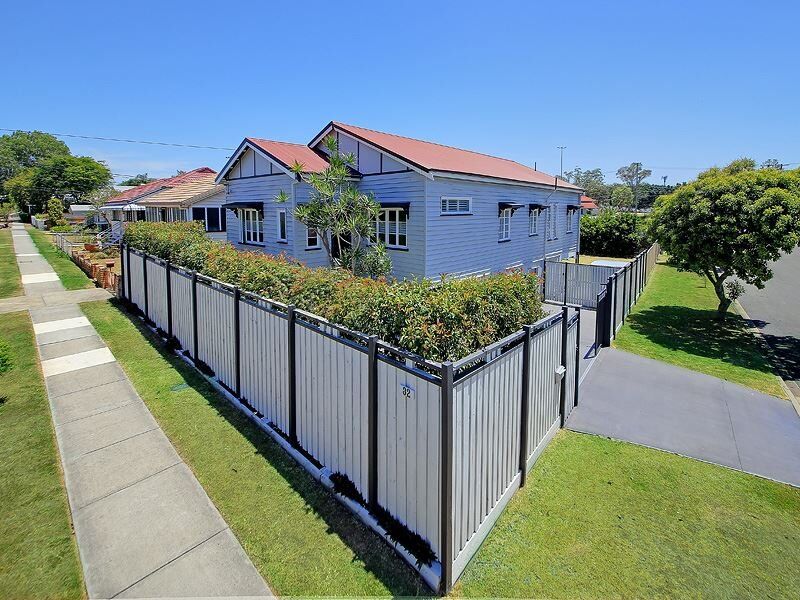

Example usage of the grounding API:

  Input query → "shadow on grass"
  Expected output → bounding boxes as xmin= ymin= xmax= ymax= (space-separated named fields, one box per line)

xmin=625 ymin=304 xmax=777 ymax=376
xmin=109 ymin=299 xmax=429 ymax=597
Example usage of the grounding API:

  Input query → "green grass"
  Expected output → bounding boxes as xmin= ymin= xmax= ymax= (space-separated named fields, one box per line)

xmin=0 ymin=311 xmax=84 ymax=599
xmin=27 ymin=226 xmax=94 ymax=290
xmin=455 ymin=430 xmax=800 ymax=598
xmin=81 ymin=299 xmax=427 ymax=597
xmin=614 ymin=260 xmax=785 ymax=397
xmin=0 ymin=229 xmax=23 ymax=298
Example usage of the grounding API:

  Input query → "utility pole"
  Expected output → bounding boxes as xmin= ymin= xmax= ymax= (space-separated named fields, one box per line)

xmin=662 ymin=175 xmax=668 ymax=187
xmin=557 ymin=146 xmax=566 ymax=178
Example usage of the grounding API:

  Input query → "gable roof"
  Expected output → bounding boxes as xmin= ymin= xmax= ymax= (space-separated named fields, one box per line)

xmin=105 ymin=167 xmax=217 ymax=206
xmin=138 ymin=174 xmax=224 ymax=208
xmin=246 ymin=138 xmax=330 ymax=174
xmin=580 ymin=194 xmax=598 ymax=210
xmin=312 ymin=121 xmax=581 ymax=190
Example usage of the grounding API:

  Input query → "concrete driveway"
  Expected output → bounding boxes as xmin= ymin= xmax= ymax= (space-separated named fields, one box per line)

xmin=739 ymin=250 xmax=800 ymax=402
xmin=568 ymin=348 xmax=800 ymax=487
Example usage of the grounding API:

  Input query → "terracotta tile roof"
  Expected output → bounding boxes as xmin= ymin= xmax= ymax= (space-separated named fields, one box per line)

xmin=105 ymin=167 xmax=217 ymax=206
xmin=246 ymin=138 xmax=330 ymax=174
xmin=138 ymin=174 xmax=224 ymax=208
xmin=580 ymin=194 xmax=598 ymax=209
xmin=329 ymin=122 xmax=581 ymax=190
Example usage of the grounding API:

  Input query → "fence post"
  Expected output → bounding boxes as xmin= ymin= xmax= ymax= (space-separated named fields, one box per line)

xmin=559 ymin=306 xmax=569 ymax=427
xmin=367 ymin=335 xmax=379 ymax=511
xmin=126 ymin=245 xmax=132 ymax=307
xmin=439 ymin=360 xmax=454 ymax=595
xmin=621 ymin=267 xmax=628 ymax=324
xmin=287 ymin=305 xmax=298 ymax=446
xmin=519 ymin=325 xmax=532 ymax=486
xmin=233 ymin=286 xmax=241 ymax=398
xmin=142 ymin=252 xmax=149 ymax=321
xmin=611 ymin=272 xmax=618 ymax=338
xmin=191 ymin=271 xmax=199 ymax=361
xmin=119 ymin=243 xmax=126 ymax=301
xmin=603 ymin=277 xmax=614 ymax=346
xmin=165 ymin=260 xmax=173 ymax=338
xmin=574 ymin=308 xmax=581 ymax=407
xmin=563 ymin=261 xmax=569 ymax=304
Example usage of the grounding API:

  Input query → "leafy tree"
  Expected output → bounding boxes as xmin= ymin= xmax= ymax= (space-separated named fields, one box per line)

xmin=760 ymin=158 xmax=784 ymax=170
xmin=83 ymin=186 xmax=118 ymax=228
xmin=0 ymin=131 xmax=69 ymax=185
xmin=650 ymin=159 xmax=800 ymax=317
xmin=33 ymin=155 xmax=112 ymax=203
xmin=46 ymin=197 xmax=64 ymax=228
xmin=579 ymin=210 xmax=650 ymax=257
xmin=119 ymin=173 xmax=155 ymax=186
xmin=563 ymin=166 xmax=610 ymax=204
xmin=0 ymin=202 xmax=15 ymax=226
xmin=603 ymin=184 xmax=634 ymax=210
xmin=617 ymin=162 xmax=652 ymax=208
xmin=3 ymin=168 xmax=43 ymax=212
xmin=276 ymin=136 xmax=390 ymax=277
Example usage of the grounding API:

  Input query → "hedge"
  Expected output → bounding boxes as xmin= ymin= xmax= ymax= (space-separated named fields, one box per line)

xmin=579 ymin=210 xmax=650 ymax=258
xmin=123 ymin=222 xmax=543 ymax=361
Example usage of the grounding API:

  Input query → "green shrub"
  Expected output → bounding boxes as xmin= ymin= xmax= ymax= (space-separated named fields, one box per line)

xmin=579 ymin=210 xmax=650 ymax=257
xmin=123 ymin=222 xmax=544 ymax=360
xmin=0 ymin=339 xmax=12 ymax=374
xmin=50 ymin=225 xmax=73 ymax=233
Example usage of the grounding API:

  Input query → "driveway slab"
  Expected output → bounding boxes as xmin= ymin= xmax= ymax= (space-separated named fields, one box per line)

xmin=569 ymin=348 xmax=800 ymax=486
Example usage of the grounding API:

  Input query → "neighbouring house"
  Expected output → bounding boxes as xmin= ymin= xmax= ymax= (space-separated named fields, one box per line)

xmin=217 ymin=122 xmax=584 ymax=279
xmin=99 ymin=167 xmax=217 ymax=242
xmin=138 ymin=173 xmax=227 ymax=241
xmin=580 ymin=194 xmax=599 ymax=215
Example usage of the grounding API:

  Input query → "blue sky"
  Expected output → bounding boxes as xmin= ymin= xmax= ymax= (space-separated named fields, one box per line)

xmin=3 ymin=0 xmax=798 ymax=184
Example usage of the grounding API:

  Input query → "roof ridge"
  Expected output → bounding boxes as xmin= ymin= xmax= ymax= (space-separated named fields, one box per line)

xmin=247 ymin=136 xmax=307 ymax=148
xmin=333 ymin=121 xmax=547 ymax=175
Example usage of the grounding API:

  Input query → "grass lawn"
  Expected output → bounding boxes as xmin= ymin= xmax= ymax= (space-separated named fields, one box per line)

xmin=614 ymin=260 xmax=785 ymax=397
xmin=27 ymin=226 xmax=94 ymax=290
xmin=454 ymin=431 xmax=800 ymax=598
xmin=82 ymin=299 xmax=427 ymax=597
xmin=0 ymin=312 xmax=84 ymax=599
xmin=0 ymin=228 xmax=22 ymax=298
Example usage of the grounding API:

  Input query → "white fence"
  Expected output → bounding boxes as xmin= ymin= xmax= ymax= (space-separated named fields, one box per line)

xmin=121 ymin=245 xmax=582 ymax=593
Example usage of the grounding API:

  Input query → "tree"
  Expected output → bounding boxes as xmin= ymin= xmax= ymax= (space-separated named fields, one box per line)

xmin=563 ymin=166 xmax=610 ymax=204
xmin=46 ymin=197 xmax=64 ymax=228
xmin=32 ymin=155 xmax=112 ymax=204
xmin=649 ymin=159 xmax=800 ymax=317
xmin=3 ymin=168 xmax=43 ymax=212
xmin=276 ymin=136 xmax=390 ymax=276
xmin=604 ymin=184 xmax=634 ymax=210
xmin=617 ymin=162 xmax=652 ymax=209
xmin=119 ymin=173 xmax=155 ymax=186
xmin=0 ymin=131 xmax=69 ymax=185
xmin=0 ymin=202 xmax=14 ymax=226
xmin=760 ymin=158 xmax=784 ymax=170
xmin=83 ymin=186 xmax=118 ymax=228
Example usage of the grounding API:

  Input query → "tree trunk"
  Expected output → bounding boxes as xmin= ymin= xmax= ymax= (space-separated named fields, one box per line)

xmin=711 ymin=278 xmax=731 ymax=319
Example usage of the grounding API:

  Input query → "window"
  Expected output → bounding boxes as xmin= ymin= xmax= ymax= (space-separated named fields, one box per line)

xmin=240 ymin=208 xmax=263 ymax=244
xmin=546 ymin=205 xmax=557 ymax=240
xmin=528 ymin=208 xmax=540 ymax=236
xmin=498 ymin=208 xmax=512 ymax=241
xmin=277 ymin=209 xmax=287 ymax=242
xmin=440 ymin=196 xmax=472 ymax=215
xmin=375 ymin=208 xmax=407 ymax=248
xmin=191 ymin=207 xmax=226 ymax=232
xmin=306 ymin=226 xmax=320 ymax=249
xmin=566 ymin=208 xmax=576 ymax=233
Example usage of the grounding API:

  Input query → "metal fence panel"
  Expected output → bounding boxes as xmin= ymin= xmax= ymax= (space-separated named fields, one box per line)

xmin=239 ymin=299 xmax=289 ymax=430
xmin=145 ymin=258 xmax=168 ymax=331
xmin=526 ymin=318 xmax=562 ymax=462
xmin=170 ymin=268 xmax=194 ymax=353
xmin=128 ymin=251 xmax=145 ymax=309
xmin=545 ymin=261 xmax=617 ymax=308
xmin=377 ymin=360 xmax=442 ymax=559
xmin=295 ymin=325 xmax=370 ymax=498
xmin=196 ymin=280 xmax=236 ymax=389
xmin=563 ymin=318 xmax=578 ymax=421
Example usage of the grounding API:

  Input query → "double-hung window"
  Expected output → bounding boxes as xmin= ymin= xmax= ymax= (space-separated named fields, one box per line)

xmin=375 ymin=208 xmax=407 ymax=248
xmin=240 ymin=208 xmax=263 ymax=244
xmin=566 ymin=208 xmax=576 ymax=233
xmin=306 ymin=226 xmax=320 ymax=249
xmin=440 ymin=196 xmax=472 ymax=215
xmin=546 ymin=205 xmax=557 ymax=240
xmin=498 ymin=208 xmax=512 ymax=241
xmin=528 ymin=208 xmax=540 ymax=236
xmin=192 ymin=207 xmax=226 ymax=232
xmin=277 ymin=209 xmax=287 ymax=243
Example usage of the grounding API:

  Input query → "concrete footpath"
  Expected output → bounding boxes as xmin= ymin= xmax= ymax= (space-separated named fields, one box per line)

xmin=9 ymin=224 xmax=272 ymax=599
xmin=568 ymin=347 xmax=800 ymax=488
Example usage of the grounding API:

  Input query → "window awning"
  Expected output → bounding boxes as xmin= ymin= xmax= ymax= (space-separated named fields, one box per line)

xmin=528 ymin=202 xmax=546 ymax=211
xmin=379 ymin=201 xmax=411 ymax=216
xmin=498 ymin=201 xmax=524 ymax=216
xmin=224 ymin=201 xmax=264 ymax=210
xmin=567 ymin=204 xmax=582 ymax=210
xmin=122 ymin=203 xmax=145 ymax=211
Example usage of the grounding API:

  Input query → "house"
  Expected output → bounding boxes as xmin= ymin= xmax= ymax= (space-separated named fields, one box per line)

xmin=217 ymin=122 xmax=583 ymax=279
xmin=580 ymin=195 xmax=599 ymax=215
xmin=99 ymin=167 xmax=217 ymax=241
xmin=138 ymin=173 xmax=227 ymax=241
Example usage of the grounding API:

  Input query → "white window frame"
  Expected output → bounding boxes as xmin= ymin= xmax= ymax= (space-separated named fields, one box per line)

xmin=440 ymin=196 xmax=472 ymax=215
xmin=306 ymin=225 xmax=321 ymax=249
xmin=375 ymin=208 xmax=408 ymax=249
xmin=546 ymin=205 xmax=557 ymax=240
xmin=192 ymin=206 xmax=226 ymax=232
xmin=566 ymin=207 xmax=576 ymax=233
xmin=528 ymin=208 xmax=540 ymax=236
xmin=498 ymin=208 xmax=512 ymax=241
xmin=240 ymin=208 xmax=263 ymax=245
xmin=277 ymin=209 xmax=287 ymax=243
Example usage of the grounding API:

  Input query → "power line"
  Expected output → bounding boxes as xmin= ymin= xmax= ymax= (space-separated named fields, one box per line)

xmin=0 ymin=128 xmax=235 ymax=151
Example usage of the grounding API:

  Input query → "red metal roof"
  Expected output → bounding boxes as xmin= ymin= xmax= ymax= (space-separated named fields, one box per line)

xmin=246 ymin=138 xmax=330 ymax=174
xmin=106 ymin=167 xmax=217 ymax=206
xmin=328 ymin=122 xmax=581 ymax=189
xmin=580 ymin=194 xmax=598 ymax=209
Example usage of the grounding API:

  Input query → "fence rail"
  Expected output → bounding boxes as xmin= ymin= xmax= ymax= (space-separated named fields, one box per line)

xmin=121 ymin=244 xmax=582 ymax=593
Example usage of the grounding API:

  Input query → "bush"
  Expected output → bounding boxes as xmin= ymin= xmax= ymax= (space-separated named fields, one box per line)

xmin=123 ymin=222 xmax=543 ymax=360
xmin=579 ymin=210 xmax=650 ymax=257
xmin=46 ymin=197 xmax=64 ymax=228
xmin=50 ymin=224 xmax=73 ymax=232
xmin=0 ymin=339 xmax=12 ymax=374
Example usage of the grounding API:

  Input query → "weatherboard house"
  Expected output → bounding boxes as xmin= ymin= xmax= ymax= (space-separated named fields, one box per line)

xmin=217 ymin=122 xmax=583 ymax=279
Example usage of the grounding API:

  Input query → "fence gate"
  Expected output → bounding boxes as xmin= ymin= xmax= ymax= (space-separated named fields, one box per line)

xmin=544 ymin=261 xmax=617 ymax=309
